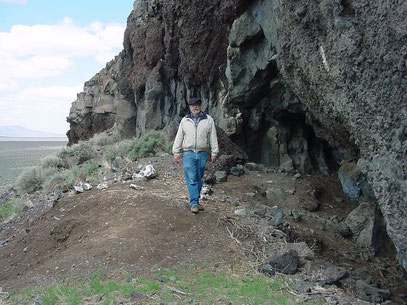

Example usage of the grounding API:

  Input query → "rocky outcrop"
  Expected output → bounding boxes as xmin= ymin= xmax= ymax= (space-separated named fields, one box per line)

xmin=67 ymin=0 xmax=407 ymax=271
xmin=271 ymin=0 xmax=407 ymax=271
xmin=67 ymin=56 xmax=136 ymax=142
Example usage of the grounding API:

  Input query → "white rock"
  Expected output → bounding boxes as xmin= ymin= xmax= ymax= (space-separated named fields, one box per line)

xmin=73 ymin=185 xmax=84 ymax=193
xmin=133 ymin=164 xmax=157 ymax=180
xmin=234 ymin=209 xmax=247 ymax=216
xmin=142 ymin=164 xmax=156 ymax=178
xmin=97 ymin=183 xmax=108 ymax=190
xmin=130 ymin=184 xmax=145 ymax=191
xmin=83 ymin=183 xmax=93 ymax=191
xmin=201 ymin=185 xmax=212 ymax=195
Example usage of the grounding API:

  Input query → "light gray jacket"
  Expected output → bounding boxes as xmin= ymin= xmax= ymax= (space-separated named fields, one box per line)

xmin=172 ymin=113 xmax=219 ymax=156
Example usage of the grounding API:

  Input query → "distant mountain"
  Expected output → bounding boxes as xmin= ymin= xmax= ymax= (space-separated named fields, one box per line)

xmin=0 ymin=126 xmax=65 ymax=138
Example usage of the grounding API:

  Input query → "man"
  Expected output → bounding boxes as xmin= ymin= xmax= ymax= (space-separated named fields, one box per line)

xmin=172 ymin=97 xmax=219 ymax=214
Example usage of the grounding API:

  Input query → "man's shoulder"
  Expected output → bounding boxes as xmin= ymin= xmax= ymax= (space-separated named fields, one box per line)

xmin=205 ymin=114 xmax=215 ymax=123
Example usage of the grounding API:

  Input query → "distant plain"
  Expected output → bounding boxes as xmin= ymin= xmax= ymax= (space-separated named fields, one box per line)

xmin=0 ymin=139 xmax=67 ymax=192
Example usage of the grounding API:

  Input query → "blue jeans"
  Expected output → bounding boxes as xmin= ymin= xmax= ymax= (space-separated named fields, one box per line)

xmin=183 ymin=151 xmax=208 ymax=206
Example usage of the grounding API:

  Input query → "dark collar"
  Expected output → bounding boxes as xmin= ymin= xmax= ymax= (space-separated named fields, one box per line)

xmin=186 ymin=112 xmax=207 ymax=120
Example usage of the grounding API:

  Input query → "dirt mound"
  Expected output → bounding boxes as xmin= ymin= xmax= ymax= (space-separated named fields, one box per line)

xmin=0 ymin=158 xmax=242 ymax=290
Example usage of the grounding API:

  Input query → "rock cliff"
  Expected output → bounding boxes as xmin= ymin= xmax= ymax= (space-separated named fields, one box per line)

xmin=67 ymin=0 xmax=407 ymax=270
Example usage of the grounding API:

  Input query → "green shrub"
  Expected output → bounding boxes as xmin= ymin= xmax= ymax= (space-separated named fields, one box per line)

xmin=165 ymin=141 xmax=174 ymax=154
xmin=91 ymin=130 xmax=122 ymax=146
xmin=0 ymin=199 xmax=22 ymax=221
xmin=15 ymin=166 xmax=60 ymax=194
xmin=43 ymin=163 xmax=101 ymax=188
xmin=60 ymin=167 xmax=82 ymax=186
xmin=15 ymin=167 xmax=44 ymax=194
xmin=129 ymin=131 xmax=166 ymax=158
xmin=58 ymin=141 xmax=95 ymax=159
xmin=103 ymin=139 xmax=136 ymax=162
xmin=83 ymin=163 xmax=99 ymax=176
xmin=83 ymin=163 xmax=102 ymax=183
xmin=40 ymin=155 xmax=63 ymax=169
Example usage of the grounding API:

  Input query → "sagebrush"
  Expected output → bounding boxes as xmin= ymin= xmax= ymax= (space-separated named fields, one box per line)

xmin=129 ymin=131 xmax=166 ymax=158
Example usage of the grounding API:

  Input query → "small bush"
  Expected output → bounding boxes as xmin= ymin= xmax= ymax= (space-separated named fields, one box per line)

xmin=15 ymin=166 xmax=60 ymax=194
xmin=43 ymin=164 xmax=100 ymax=188
xmin=76 ymin=142 xmax=97 ymax=164
xmin=83 ymin=163 xmax=99 ymax=176
xmin=41 ymin=155 xmax=63 ymax=169
xmin=103 ymin=139 xmax=137 ymax=162
xmin=91 ymin=130 xmax=122 ymax=146
xmin=165 ymin=141 xmax=174 ymax=154
xmin=15 ymin=167 xmax=44 ymax=194
xmin=60 ymin=167 xmax=83 ymax=186
xmin=0 ymin=199 xmax=22 ymax=222
xmin=83 ymin=163 xmax=102 ymax=183
xmin=58 ymin=141 xmax=97 ymax=166
xmin=129 ymin=131 xmax=166 ymax=158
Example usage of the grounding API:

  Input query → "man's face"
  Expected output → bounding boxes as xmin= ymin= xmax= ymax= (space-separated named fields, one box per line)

xmin=189 ymin=103 xmax=201 ymax=116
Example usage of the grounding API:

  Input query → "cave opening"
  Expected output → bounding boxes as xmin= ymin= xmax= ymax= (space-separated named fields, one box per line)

xmin=240 ymin=110 xmax=341 ymax=175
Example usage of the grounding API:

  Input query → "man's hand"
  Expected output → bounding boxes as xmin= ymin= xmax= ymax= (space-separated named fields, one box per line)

xmin=174 ymin=154 xmax=181 ymax=163
xmin=211 ymin=155 xmax=217 ymax=163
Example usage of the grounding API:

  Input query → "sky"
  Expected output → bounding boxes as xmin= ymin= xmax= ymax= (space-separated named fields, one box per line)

xmin=0 ymin=0 xmax=134 ymax=135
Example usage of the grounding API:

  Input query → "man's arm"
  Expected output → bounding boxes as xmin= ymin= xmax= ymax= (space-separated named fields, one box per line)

xmin=209 ymin=118 xmax=219 ymax=163
xmin=172 ymin=121 xmax=184 ymax=162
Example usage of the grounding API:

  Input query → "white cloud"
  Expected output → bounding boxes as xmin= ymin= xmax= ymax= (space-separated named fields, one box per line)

xmin=0 ymin=55 xmax=73 ymax=80
xmin=0 ymin=79 xmax=17 ymax=92
xmin=0 ymin=85 xmax=82 ymax=134
xmin=0 ymin=0 xmax=26 ymax=4
xmin=0 ymin=20 xmax=125 ymax=59
xmin=0 ymin=19 xmax=125 ymax=82
xmin=0 ymin=18 xmax=126 ymax=133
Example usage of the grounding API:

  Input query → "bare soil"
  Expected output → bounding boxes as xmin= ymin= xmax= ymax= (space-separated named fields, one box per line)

xmin=0 ymin=156 xmax=406 ymax=303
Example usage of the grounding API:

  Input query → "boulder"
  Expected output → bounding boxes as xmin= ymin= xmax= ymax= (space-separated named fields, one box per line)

xmin=261 ymin=250 xmax=300 ymax=275
xmin=244 ymin=162 xmax=260 ymax=171
xmin=111 ymin=156 xmax=127 ymax=172
xmin=338 ymin=161 xmax=361 ymax=199
xmin=279 ymin=154 xmax=294 ymax=173
xmin=230 ymin=165 xmax=244 ymax=176
xmin=213 ymin=155 xmax=236 ymax=173
xmin=355 ymin=280 xmax=391 ymax=303
xmin=133 ymin=165 xmax=156 ymax=180
xmin=203 ymin=173 xmax=216 ymax=184
xmin=266 ymin=188 xmax=289 ymax=204
xmin=102 ymin=173 xmax=119 ymax=185
xmin=73 ymin=181 xmax=92 ymax=193
xmin=215 ymin=171 xmax=228 ymax=183
xmin=345 ymin=202 xmax=386 ymax=255
xmin=304 ymin=261 xmax=348 ymax=285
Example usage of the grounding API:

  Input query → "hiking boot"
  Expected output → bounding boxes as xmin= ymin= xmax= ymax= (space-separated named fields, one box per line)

xmin=197 ymin=204 xmax=205 ymax=211
xmin=191 ymin=205 xmax=199 ymax=214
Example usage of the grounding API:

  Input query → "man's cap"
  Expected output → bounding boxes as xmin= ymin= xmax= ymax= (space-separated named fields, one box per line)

xmin=188 ymin=97 xmax=202 ymax=105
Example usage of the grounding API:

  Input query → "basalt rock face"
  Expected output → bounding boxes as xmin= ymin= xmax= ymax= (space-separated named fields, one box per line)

xmin=272 ymin=0 xmax=407 ymax=271
xmin=67 ymin=0 xmax=407 ymax=270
